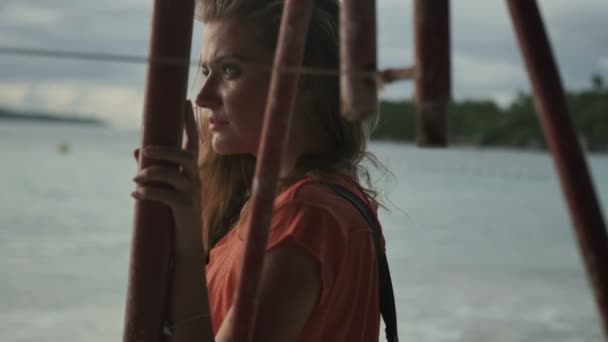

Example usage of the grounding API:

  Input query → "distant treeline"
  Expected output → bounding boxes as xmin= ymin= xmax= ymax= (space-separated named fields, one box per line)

xmin=1 ymin=75 xmax=606 ymax=151
xmin=373 ymin=74 xmax=608 ymax=152
xmin=0 ymin=107 xmax=105 ymax=126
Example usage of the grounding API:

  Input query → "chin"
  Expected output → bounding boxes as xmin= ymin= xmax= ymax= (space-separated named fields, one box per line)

xmin=211 ymin=134 xmax=254 ymax=155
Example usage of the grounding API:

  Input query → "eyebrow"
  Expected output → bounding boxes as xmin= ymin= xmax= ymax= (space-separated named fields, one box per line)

xmin=200 ymin=54 xmax=247 ymax=68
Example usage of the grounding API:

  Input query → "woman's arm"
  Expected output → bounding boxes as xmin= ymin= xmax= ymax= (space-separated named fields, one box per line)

xmin=215 ymin=240 xmax=321 ymax=342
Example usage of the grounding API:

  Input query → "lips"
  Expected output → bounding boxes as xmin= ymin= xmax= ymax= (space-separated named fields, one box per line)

xmin=209 ymin=115 xmax=229 ymax=130
xmin=209 ymin=115 xmax=229 ymax=125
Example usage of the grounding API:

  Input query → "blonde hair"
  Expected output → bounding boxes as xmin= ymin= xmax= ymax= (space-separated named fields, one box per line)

xmin=195 ymin=0 xmax=383 ymax=250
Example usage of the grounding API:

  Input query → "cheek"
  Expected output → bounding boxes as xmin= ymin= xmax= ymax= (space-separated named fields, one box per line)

xmin=226 ymin=81 xmax=269 ymax=136
xmin=213 ymin=73 xmax=272 ymax=155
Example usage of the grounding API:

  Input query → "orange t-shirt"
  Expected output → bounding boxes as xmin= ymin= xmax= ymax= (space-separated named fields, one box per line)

xmin=205 ymin=173 xmax=384 ymax=341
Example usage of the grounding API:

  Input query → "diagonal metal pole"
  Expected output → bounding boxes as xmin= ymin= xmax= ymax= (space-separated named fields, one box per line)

xmin=229 ymin=0 xmax=313 ymax=341
xmin=123 ymin=0 xmax=195 ymax=341
xmin=506 ymin=0 xmax=608 ymax=338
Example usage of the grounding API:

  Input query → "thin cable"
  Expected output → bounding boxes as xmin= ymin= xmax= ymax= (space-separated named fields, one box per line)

xmin=0 ymin=45 xmax=415 ymax=85
xmin=0 ymin=46 xmax=197 ymax=67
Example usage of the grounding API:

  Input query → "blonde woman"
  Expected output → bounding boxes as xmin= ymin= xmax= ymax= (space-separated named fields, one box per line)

xmin=132 ymin=0 xmax=397 ymax=341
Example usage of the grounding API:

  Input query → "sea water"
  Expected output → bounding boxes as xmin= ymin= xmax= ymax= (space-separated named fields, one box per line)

xmin=1 ymin=121 xmax=607 ymax=341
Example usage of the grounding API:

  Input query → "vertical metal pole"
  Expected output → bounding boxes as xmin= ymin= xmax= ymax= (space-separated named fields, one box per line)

xmin=413 ymin=0 xmax=451 ymax=146
xmin=340 ymin=0 xmax=378 ymax=121
xmin=229 ymin=1 xmax=313 ymax=341
xmin=507 ymin=0 xmax=608 ymax=338
xmin=123 ymin=0 xmax=195 ymax=341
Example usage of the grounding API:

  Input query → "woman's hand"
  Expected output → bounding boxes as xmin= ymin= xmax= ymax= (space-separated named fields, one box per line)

xmin=131 ymin=100 xmax=204 ymax=257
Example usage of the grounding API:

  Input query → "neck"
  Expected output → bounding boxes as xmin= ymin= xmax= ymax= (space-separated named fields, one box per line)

xmin=279 ymin=133 xmax=329 ymax=180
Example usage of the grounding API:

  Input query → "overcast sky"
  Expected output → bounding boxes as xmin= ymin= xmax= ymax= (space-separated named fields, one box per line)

xmin=0 ymin=0 xmax=606 ymax=128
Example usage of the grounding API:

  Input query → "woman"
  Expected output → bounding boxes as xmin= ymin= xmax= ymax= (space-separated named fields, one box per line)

xmin=132 ymin=0 xmax=391 ymax=341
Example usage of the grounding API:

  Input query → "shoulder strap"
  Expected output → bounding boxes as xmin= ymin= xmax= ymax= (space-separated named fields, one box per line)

xmin=323 ymin=182 xmax=399 ymax=342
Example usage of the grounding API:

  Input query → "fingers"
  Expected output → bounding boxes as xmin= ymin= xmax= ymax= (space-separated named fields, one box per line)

xmin=142 ymin=146 xmax=198 ymax=180
xmin=184 ymin=100 xmax=200 ymax=156
xmin=134 ymin=166 xmax=196 ymax=193
xmin=132 ymin=165 xmax=199 ymax=210
xmin=131 ymin=186 xmax=191 ymax=209
xmin=133 ymin=99 xmax=200 ymax=209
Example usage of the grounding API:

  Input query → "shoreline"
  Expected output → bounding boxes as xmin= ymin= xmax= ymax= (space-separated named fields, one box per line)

xmin=1 ymin=111 xmax=605 ymax=154
xmin=0 ymin=110 xmax=106 ymax=127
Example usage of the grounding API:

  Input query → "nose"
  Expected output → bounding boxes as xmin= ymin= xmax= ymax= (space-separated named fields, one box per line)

xmin=195 ymin=75 xmax=221 ymax=110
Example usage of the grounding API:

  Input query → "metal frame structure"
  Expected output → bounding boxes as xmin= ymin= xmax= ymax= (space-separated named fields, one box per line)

xmin=124 ymin=0 xmax=608 ymax=340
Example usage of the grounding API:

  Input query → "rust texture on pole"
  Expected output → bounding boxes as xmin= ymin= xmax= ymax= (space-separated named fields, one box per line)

xmin=123 ymin=0 xmax=195 ymax=341
xmin=340 ymin=0 xmax=378 ymax=121
xmin=507 ymin=0 xmax=608 ymax=337
xmin=413 ymin=0 xmax=451 ymax=146
xmin=229 ymin=0 xmax=313 ymax=341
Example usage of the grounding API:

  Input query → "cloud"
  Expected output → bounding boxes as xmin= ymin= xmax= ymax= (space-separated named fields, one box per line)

xmin=2 ymin=3 xmax=61 ymax=27
xmin=0 ymin=83 xmax=28 ymax=105
xmin=600 ymin=57 xmax=608 ymax=72
xmin=0 ymin=1 xmax=153 ymax=54
xmin=0 ymin=81 xmax=144 ymax=128
xmin=452 ymin=54 xmax=527 ymax=97
xmin=0 ymin=1 xmax=606 ymax=128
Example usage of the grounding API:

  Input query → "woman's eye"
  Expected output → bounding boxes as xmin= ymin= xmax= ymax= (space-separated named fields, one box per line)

xmin=222 ymin=64 xmax=241 ymax=79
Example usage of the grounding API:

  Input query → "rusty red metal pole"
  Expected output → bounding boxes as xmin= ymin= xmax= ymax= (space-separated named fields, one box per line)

xmin=340 ymin=0 xmax=378 ymax=121
xmin=229 ymin=1 xmax=313 ymax=341
xmin=507 ymin=0 xmax=608 ymax=337
xmin=122 ymin=1 xmax=195 ymax=341
xmin=413 ymin=0 xmax=451 ymax=146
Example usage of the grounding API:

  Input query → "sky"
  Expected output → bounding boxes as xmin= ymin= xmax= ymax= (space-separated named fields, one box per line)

xmin=0 ymin=0 xmax=607 ymax=128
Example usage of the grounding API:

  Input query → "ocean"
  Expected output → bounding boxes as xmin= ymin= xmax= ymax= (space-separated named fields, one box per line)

xmin=1 ymin=121 xmax=606 ymax=341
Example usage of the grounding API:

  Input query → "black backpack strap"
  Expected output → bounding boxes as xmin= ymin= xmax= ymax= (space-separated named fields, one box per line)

xmin=323 ymin=182 xmax=399 ymax=342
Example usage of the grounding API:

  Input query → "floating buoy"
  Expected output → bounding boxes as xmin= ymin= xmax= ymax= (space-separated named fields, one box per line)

xmin=57 ymin=143 xmax=69 ymax=154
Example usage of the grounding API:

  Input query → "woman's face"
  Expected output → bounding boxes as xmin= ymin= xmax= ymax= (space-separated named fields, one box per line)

xmin=195 ymin=19 xmax=274 ymax=156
